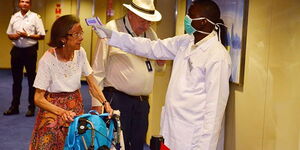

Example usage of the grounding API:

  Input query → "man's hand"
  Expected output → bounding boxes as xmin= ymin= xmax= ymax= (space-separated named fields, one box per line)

xmin=156 ymin=60 xmax=166 ymax=66
xmin=93 ymin=25 xmax=113 ymax=38
xmin=17 ymin=31 xmax=27 ymax=37
xmin=17 ymin=28 xmax=30 ymax=38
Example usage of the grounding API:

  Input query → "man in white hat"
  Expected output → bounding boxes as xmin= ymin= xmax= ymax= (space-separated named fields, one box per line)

xmin=90 ymin=0 xmax=165 ymax=149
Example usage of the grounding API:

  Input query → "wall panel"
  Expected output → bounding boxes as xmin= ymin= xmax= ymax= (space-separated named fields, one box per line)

xmin=0 ymin=0 xmax=14 ymax=68
xmin=225 ymin=0 xmax=300 ymax=149
xmin=263 ymin=0 xmax=300 ymax=149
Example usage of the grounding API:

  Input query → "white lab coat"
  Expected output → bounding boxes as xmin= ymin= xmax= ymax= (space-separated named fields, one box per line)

xmin=109 ymin=31 xmax=232 ymax=150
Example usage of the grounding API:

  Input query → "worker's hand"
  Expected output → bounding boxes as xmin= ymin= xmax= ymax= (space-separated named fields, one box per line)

xmin=60 ymin=110 xmax=76 ymax=122
xmin=92 ymin=25 xmax=113 ymax=38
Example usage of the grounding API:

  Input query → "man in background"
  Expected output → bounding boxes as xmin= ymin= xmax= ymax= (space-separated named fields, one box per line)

xmin=91 ymin=0 xmax=165 ymax=149
xmin=4 ymin=0 xmax=45 ymax=117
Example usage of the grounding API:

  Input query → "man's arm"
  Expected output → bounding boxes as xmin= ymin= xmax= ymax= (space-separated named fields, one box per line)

xmin=7 ymin=34 xmax=21 ymax=40
xmin=25 ymin=14 xmax=46 ymax=40
xmin=94 ymin=25 xmax=185 ymax=60
xmin=33 ymin=14 xmax=46 ymax=40
xmin=6 ymin=16 xmax=21 ymax=41
xmin=8 ymin=31 xmax=45 ymax=40
xmin=108 ymin=31 xmax=180 ymax=60
xmin=147 ymin=28 xmax=167 ymax=71
xmin=27 ymin=34 xmax=45 ymax=40
xmin=90 ymin=38 xmax=110 ymax=112
xmin=200 ymin=59 xmax=231 ymax=150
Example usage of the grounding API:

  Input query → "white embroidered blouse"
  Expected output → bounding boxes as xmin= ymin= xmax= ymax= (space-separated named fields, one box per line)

xmin=33 ymin=47 xmax=93 ymax=93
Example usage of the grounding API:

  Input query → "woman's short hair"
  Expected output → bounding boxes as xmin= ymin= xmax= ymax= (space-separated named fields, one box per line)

xmin=48 ymin=15 xmax=80 ymax=48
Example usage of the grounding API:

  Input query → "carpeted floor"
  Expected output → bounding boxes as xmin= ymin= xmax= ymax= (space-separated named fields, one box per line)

xmin=0 ymin=69 xmax=91 ymax=150
xmin=0 ymin=69 xmax=150 ymax=150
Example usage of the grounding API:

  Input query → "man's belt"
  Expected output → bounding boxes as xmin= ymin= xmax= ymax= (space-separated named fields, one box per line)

xmin=104 ymin=87 xmax=149 ymax=101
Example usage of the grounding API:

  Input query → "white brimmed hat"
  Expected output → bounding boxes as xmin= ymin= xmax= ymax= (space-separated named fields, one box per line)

xmin=123 ymin=0 xmax=162 ymax=22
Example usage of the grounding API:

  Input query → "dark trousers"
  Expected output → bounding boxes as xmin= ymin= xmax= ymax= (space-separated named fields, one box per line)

xmin=10 ymin=44 xmax=38 ymax=110
xmin=103 ymin=87 xmax=150 ymax=150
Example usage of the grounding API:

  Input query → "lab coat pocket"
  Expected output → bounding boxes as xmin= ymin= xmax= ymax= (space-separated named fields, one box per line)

xmin=171 ymin=117 xmax=195 ymax=150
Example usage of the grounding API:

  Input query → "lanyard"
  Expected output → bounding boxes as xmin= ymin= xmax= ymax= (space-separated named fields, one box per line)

xmin=122 ymin=17 xmax=146 ymax=38
xmin=122 ymin=17 xmax=152 ymax=72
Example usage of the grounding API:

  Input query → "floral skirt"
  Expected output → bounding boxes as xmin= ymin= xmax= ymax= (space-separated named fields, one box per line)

xmin=29 ymin=90 xmax=84 ymax=150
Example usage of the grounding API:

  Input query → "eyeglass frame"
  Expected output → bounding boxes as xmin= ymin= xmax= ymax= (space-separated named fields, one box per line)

xmin=66 ymin=31 xmax=84 ymax=38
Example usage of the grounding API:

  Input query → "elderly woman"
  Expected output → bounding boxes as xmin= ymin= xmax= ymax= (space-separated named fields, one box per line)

xmin=29 ymin=15 xmax=113 ymax=149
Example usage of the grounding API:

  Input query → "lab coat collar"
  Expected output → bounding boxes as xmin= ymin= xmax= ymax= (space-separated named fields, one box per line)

xmin=194 ymin=31 xmax=218 ymax=52
xmin=184 ymin=31 xmax=218 ymax=58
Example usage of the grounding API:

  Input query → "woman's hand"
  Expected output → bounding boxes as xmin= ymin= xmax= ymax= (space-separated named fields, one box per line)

xmin=103 ymin=102 xmax=113 ymax=117
xmin=60 ymin=110 xmax=77 ymax=122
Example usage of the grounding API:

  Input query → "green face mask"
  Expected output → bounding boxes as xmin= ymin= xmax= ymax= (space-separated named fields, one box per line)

xmin=184 ymin=15 xmax=212 ymax=35
xmin=184 ymin=15 xmax=197 ymax=35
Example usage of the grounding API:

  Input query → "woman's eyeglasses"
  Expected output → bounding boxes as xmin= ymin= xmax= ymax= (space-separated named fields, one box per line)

xmin=67 ymin=31 xmax=84 ymax=38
